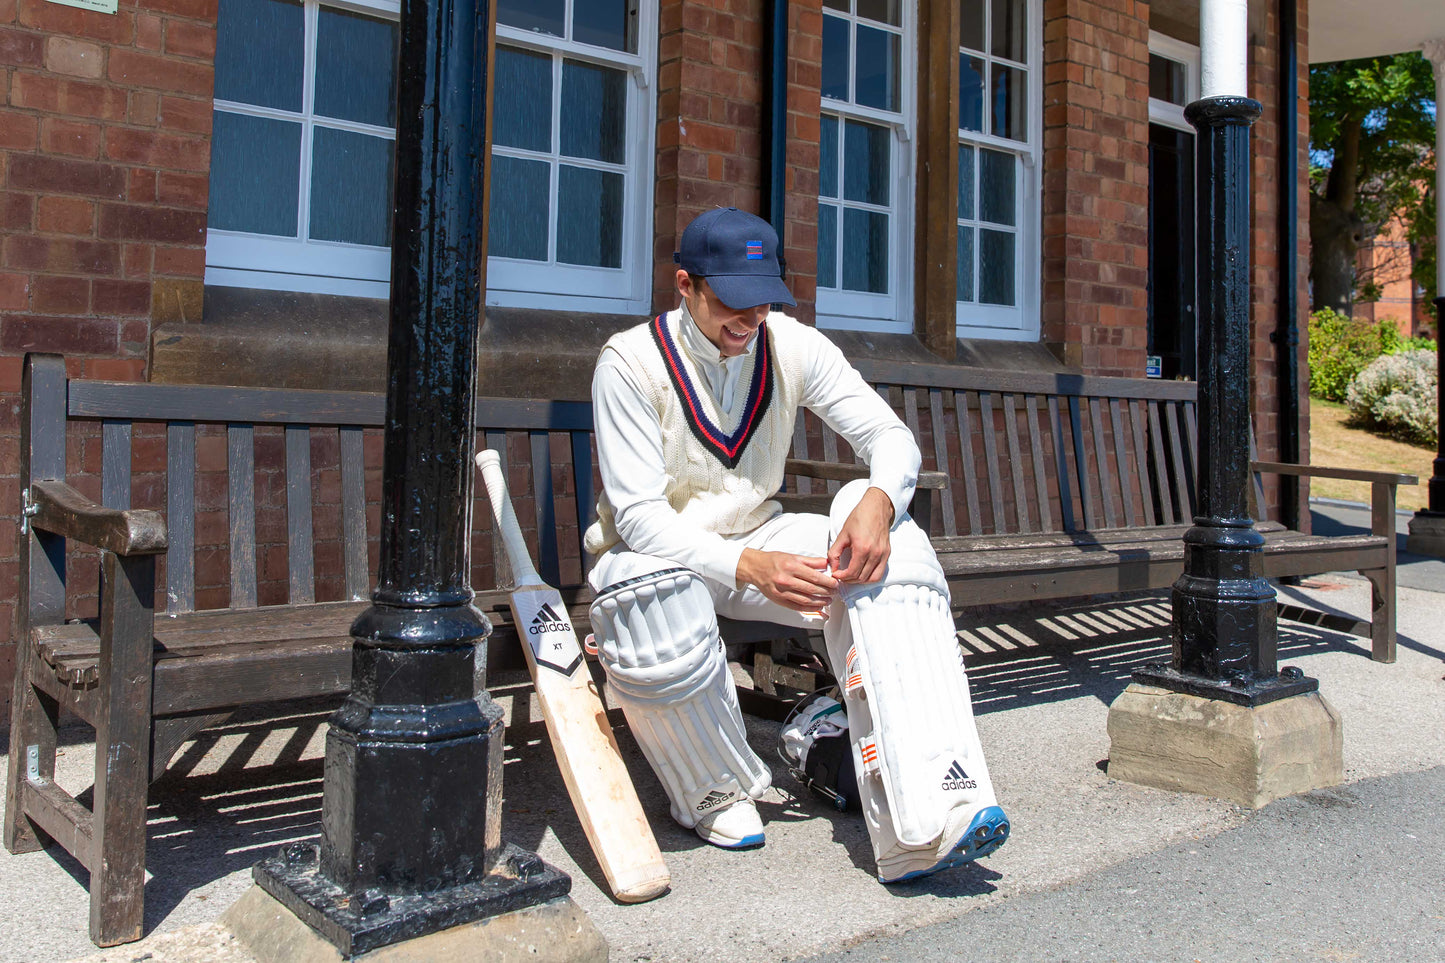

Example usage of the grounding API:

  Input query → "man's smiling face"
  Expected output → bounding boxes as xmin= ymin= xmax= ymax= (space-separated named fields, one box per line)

xmin=678 ymin=271 xmax=768 ymax=358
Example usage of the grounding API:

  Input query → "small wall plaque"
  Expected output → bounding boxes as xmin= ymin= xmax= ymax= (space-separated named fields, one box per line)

xmin=45 ymin=0 xmax=118 ymax=13
xmin=1145 ymin=355 xmax=1162 ymax=379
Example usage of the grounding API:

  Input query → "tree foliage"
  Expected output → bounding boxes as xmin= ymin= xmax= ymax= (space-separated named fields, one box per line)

xmin=1309 ymin=53 xmax=1436 ymax=316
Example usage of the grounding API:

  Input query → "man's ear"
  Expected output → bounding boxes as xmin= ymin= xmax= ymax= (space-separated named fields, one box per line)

xmin=676 ymin=268 xmax=693 ymax=299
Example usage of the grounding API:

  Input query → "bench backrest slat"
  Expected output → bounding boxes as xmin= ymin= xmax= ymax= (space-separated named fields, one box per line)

xmin=1087 ymin=398 xmax=1118 ymax=529
xmin=820 ymin=421 xmax=842 ymax=494
xmin=483 ymin=429 xmax=513 ymax=590
xmin=792 ymin=418 xmax=813 ymax=496
xmin=571 ymin=430 xmax=595 ymax=578
xmin=285 ymin=425 xmax=315 ymax=604
xmin=1048 ymin=395 xmax=1076 ymax=532
xmin=976 ymin=392 xmax=1005 ymax=533
xmin=1146 ymin=402 xmax=1175 ymax=525
xmin=1164 ymin=402 xmax=1193 ymax=519
xmin=928 ymin=390 xmax=956 ymax=535
xmin=1002 ymin=394 xmax=1031 ymax=533
xmin=953 ymin=390 xmax=984 ymax=534
xmin=1068 ymin=396 xmax=1096 ymax=531
xmin=166 ymin=422 xmax=197 ymax=613
xmin=339 ymin=426 xmax=370 ymax=601
xmin=530 ymin=430 xmax=560 ymax=587
xmin=1025 ymin=395 xmax=1053 ymax=532
xmin=102 ymin=420 xmax=132 ymax=510
xmin=228 ymin=424 xmax=258 ymax=608
xmin=1128 ymin=400 xmax=1155 ymax=527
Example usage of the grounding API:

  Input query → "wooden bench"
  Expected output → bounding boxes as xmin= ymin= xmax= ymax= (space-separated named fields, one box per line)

xmin=5 ymin=351 xmax=1409 ymax=945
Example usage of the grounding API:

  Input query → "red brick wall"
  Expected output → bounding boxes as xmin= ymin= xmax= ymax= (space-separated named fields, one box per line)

xmin=1 ymin=0 xmax=216 ymax=715
xmin=1040 ymin=0 xmax=1151 ymax=376
xmin=652 ymin=0 xmax=819 ymax=325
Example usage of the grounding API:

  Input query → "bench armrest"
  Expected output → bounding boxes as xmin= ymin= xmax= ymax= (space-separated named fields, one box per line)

xmin=27 ymin=480 xmax=168 ymax=556
xmin=785 ymin=458 xmax=949 ymax=490
xmin=1251 ymin=461 xmax=1418 ymax=486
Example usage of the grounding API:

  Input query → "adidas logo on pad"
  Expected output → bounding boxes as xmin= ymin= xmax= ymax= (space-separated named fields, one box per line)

xmin=941 ymin=760 xmax=977 ymax=792
xmin=528 ymin=604 xmax=569 ymax=636
xmin=696 ymin=789 xmax=735 ymax=813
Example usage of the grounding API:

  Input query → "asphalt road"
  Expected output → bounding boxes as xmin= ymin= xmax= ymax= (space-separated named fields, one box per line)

xmin=804 ymin=766 xmax=1445 ymax=963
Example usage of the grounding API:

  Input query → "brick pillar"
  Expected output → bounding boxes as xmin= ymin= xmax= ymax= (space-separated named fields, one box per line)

xmin=653 ymin=0 xmax=819 ymax=324
xmin=1040 ymin=0 xmax=1150 ymax=376
xmin=0 ymin=0 xmax=216 ymax=714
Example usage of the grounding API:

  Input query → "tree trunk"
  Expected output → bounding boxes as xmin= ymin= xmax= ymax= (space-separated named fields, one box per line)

xmin=1309 ymin=113 xmax=1365 ymax=315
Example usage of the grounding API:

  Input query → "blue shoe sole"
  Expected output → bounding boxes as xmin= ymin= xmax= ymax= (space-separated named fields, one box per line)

xmin=881 ymin=806 xmax=1011 ymax=883
xmin=710 ymin=832 xmax=765 ymax=850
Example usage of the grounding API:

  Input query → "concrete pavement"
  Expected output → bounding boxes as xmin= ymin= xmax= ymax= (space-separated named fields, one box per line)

xmin=0 ymin=499 xmax=1441 ymax=963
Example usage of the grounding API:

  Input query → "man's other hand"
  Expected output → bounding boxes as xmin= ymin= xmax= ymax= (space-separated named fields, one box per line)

xmin=736 ymin=548 xmax=837 ymax=612
xmin=827 ymin=486 xmax=893 ymax=583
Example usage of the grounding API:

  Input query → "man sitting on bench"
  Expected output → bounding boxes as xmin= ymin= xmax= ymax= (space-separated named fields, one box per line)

xmin=583 ymin=207 xmax=1010 ymax=882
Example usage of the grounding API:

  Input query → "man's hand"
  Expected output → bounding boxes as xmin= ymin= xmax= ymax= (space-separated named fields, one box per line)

xmin=736 ymin=548 xmax=838 ymax=612
xmin=828 ymin=486 xmax=894 ymax=583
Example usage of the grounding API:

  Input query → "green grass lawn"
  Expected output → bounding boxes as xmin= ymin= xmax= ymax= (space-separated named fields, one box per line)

xmin=1306 ymin=398 xmax=1436 ymax=511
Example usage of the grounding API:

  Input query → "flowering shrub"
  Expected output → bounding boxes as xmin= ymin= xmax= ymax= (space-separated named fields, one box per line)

xmin=1345 ymin=349 xmax=1438 ymax=447
xmin=1307 ymin=308 xmax=1406 ymax=402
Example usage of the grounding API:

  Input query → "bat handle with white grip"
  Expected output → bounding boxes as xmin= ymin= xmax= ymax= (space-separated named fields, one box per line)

xmin=476 ymin=449 xmax=543 ymax=588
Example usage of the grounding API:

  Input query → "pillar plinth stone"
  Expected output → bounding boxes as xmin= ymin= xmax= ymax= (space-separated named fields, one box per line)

xmin=1106 ymin=683 xmax=1343 ymax=809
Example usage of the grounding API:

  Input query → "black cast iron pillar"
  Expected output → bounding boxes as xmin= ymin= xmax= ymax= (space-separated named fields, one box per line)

xmin=1134 ymin=96 xmax=1316 ymax=707
xmin=252 ymin=0 xmax=567 ymax=953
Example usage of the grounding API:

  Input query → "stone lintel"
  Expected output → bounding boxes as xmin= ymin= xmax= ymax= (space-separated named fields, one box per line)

xmin=221 ymin=886 xmax=608 ymax=963
xmin=1105 ymin=683 xmax=1343 ymax=809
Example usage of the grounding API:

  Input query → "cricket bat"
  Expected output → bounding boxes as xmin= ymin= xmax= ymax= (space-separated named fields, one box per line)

xmin=475 ymin=449 xmax=670 ymax=904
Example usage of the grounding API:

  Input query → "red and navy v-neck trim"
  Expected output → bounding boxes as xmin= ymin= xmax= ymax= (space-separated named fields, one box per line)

xmin=650 ymin=313 xmax=774 ymax=469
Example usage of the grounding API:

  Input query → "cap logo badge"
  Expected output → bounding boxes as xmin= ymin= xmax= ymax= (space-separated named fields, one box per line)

xmin=745 ymin=240 xmax=764 ymax=260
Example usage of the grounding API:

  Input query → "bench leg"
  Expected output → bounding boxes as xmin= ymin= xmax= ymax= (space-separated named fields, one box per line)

xmin=4 ymin=646 xmax=60 ymax=855
xmin=89 ymin=553 xmax=156 ymax=947
xmin=1360 ymin=567 xmax=1397 ymax=664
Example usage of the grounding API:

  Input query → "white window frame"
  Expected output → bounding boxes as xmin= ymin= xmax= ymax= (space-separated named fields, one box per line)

xmin=205 ymin=0 xmax=658 ymax=312
xmin=206 ymin=0 xmax=400 ymax=299
xmin=955 ymin=0 xmax=1041 ymax=341
xmin=816 ymin=0 xmax=915 ymax=335
xmin=1148 ymin=32 xmax=1201 ymax=132
xmin=485 ymin=2 xmax=658 ymax=315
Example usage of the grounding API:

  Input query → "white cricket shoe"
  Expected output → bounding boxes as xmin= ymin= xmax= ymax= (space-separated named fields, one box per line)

xmin=876 ymin=803 xmax=1010 ymax=883
xmin=692 ymin=796 xmax=765 ymax=849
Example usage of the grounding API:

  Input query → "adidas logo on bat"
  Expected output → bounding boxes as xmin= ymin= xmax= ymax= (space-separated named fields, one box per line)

xmin=941 ymin=760 xmax=977 ymax=791
xmin=696 ymin=789 xmax=735 ymax=813
xmin=528 ymin=604 xmax=570 ymax=635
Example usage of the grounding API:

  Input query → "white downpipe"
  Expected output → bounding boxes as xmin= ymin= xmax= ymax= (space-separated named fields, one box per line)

xmin=1426 ymin=40 xmax=1445 ymax=295
xmin=1200 ymin=0 xmax=1248 ymax=99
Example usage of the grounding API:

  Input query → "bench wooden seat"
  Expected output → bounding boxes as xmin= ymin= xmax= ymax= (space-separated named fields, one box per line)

xmin=6 ymin=350 xmax=1412 ymax=947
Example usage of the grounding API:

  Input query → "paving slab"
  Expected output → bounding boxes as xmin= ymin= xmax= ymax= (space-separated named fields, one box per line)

xmin=0 ymin=570 xmax=1439 ymax=963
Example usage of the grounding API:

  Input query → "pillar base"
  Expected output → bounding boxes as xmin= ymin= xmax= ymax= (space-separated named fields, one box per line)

xmin=1406 ymin=509 xmax=1445 ymax=557
xmin=1105 ymin=683 xmax=1343 ymax=809
xmin=246 ymin=842 xmax=571 ymax=958
xmin=222 ymin=883 xmax=607 ymax=963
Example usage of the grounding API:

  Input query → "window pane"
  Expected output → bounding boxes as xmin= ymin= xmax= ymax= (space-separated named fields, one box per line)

xmin=990 ymin=0 xmax=1027 ymax=62
xmin=214 ymin=0 xmax=302 ymax=111
xmin=823 ymin=0 xmax=847 ymax=10
xmin=573 ymin=0 xmax=637 ymax=52
xmin=557 ymin=166 xmax=623 ymax=268
xmin=310 ymin=127 xmax=393 ymax=246
xmin=857 ymin=0 xmax=901 ymax=26
xmin=498 ymin=0 xmax=563 ymax=37
xmin=488 ymin=155 xmax=550 ymax=260
xmin=957 ymin=144 xmax=975 ymax=220
xmin=817 ymin=202 xmax=838 ymax=288
xmin=314 ymin=6 xmax=398 ymax=128
xmin=979 ymin=148 xmax=1015 ymax=226
xmin=979 ymin=228 xmax=1015 ymax=305
xmin=959 ymin=0 xmax=984 ymax=52
xmin=1150 ymin=54 xmax=1187 ymax=106
xmin=561 ymin=60 xmax=626 ymax=164
xmin=493 ymin=46 xmax=552 ymax=153
xmin=991 ymin=64 xmax=1027 ymax=141
xmin=956 ymin=225 xmax=974 ymax=302
xmin=820 ymin=114 xmax=840 ymax=199
xmin=842 ymin=120 xmax=889 ymax=206
xmin=960 ymin=55 xmax=984 ymax=132
xmin=208 ymin=111 xmax=301 ymax=236
xmin=822 ymin=14 xmax=850 ymax=101
xmin=855 ymin=25 xmax=899 ymax=111
xmin=842 ymin=208 xmax=888 ymax=293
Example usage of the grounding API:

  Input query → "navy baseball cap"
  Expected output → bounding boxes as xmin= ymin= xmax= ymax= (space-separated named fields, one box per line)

xmin=674 ymin=207 xmax=796 ymax=309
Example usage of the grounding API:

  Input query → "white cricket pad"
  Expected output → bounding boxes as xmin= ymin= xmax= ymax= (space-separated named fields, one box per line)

xmin=827 ymin=480 xmax=996 ymax=848
xmin=589 ymin=566 xmax=771 ymax=828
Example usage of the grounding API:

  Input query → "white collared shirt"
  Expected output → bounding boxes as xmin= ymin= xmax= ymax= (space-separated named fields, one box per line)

xmin=591 ymin=303 xmax=920 ymax=587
